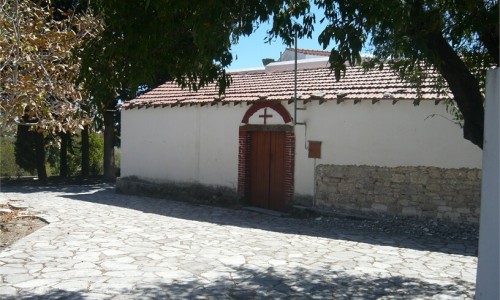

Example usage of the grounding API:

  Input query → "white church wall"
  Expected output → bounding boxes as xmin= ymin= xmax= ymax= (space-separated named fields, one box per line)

xmin=121 ymin=99 xmax=482 ymax=197
xmin=121 ymin=107 xmax=197 ymax=181
xmin=288 ymin=100 xmax=482 ymax=195
xmin=121 ymin=105 xmax=245 ymax=188
xmin=197 ymin=106 xmax=243 ymax=188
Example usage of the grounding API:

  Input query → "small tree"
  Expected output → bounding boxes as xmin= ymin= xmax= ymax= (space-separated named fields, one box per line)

xmin=0 ymin=0 xmax=102 ymax=180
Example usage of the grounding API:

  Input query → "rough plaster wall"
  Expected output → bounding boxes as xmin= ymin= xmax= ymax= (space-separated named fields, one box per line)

xmin=121 ymin=105 xmax=244 ymax=188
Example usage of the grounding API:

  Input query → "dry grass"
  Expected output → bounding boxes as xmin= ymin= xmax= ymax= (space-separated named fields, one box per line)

xmin=0 ymin=204 xmax=20 ymax=224
xmin=0 ymin=203 xmax=47 ymax=249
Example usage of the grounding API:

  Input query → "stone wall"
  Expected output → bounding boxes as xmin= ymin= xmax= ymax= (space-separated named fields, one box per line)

xmin=116 ymin=176 xmax=240 ymax=207
xmin=315 ymin=165 xmax=481 ymax=224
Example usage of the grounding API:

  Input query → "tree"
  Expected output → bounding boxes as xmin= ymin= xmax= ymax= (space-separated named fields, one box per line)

xmin=306 ymin=0 xmax=498 ymax=148
xmin=0 ymin=0 xmax=101 ymax=180
xmin=78 ymin=1 xmax=311 ymax=180
xmin=0 ymin=0 xmax=98 ymax=135
xmin=15 ymin=120 xmax=38 ymax=176
xmin=81 ymin=124 xmax=90 ymax=177
xmin=80 ymin=0 xmax=497 ymax=150
xmin=14 ymin=115 xmax=48 ymax=181
xmin=78 ymin=1 xmax=224 ymax=180
xmin=59 ymin=131 xmax=70 ymax=178
xmin=49 ymin=0 xmax=93 ymax=178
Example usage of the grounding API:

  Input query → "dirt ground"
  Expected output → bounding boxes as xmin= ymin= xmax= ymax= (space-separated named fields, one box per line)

xmin=0 ymin=203 xmax=47 ymax=251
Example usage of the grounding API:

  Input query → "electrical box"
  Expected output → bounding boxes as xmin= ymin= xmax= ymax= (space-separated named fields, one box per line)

xmin=308 ymin=141 xmax=322 ymax=159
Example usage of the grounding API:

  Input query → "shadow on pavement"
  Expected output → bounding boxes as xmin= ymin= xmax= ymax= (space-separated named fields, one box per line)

xmin=2 ymin=184 xmax=477 ymax=257
xmin=6 ymin=266 xmax=474 ymax=299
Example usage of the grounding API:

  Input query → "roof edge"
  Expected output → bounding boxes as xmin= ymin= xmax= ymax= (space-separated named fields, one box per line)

xmin=265 ymin=57 xmax=330 ymax=72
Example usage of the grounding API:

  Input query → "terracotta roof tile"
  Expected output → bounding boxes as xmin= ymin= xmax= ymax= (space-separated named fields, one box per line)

xmin=123 ymin=64 xmax=450 ymax=109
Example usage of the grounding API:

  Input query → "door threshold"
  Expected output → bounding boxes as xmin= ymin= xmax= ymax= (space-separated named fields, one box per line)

xmin=243 ymin=206 xmax=288 ymax=217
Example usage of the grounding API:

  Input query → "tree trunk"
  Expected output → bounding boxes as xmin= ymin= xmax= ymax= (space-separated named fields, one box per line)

xmin=423 ymin=31 xmax=485 ymax=149
xmin=59 ymin=132 xmax=69 ymax=178
xmin=103 ymin=110 xmax=115 ymax=182
xmin=81 ymin=125 xmax=90 ymax=178
xmin=409 ymin=2 xmax=485 ymax=149
xmin=34 ymin=131 xmax=47 ymax=183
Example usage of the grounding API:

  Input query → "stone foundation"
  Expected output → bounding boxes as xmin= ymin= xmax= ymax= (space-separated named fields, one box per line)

xmin=291 ymin=194 xmax=314 ymax=207
xmin=116 ymin=176 xmax=240 ymax=207
xmin=315 ymin=165 xmax=481 ymax=224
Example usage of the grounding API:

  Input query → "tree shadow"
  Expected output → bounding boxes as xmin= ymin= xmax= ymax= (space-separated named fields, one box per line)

xmin=0 ymin=181 xmax=107 ymax=194
xmin=6 ymin=266 xmax=474 ymax=299
xmin=1 ymin=184 xmax=478 ymax=257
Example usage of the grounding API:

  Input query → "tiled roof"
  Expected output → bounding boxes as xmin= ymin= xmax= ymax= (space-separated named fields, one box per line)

xmin=123 ymin=62 xmax=450 ymax=109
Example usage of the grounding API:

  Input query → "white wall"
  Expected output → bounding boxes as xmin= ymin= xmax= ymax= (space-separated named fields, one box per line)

xmin=290 ymin=100 xmax=482 ymax=194
xmin=476 ymin=68 xmax=499 ymax=299
xmin=121 ymin=100 xmax=482 ymax=195
xmin=121 ymin=104 xmax=245 ymax=189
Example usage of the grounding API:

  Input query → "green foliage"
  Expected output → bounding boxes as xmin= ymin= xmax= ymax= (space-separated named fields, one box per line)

xmin=47 ymin=132 xmax=105 ymax=176
xmin=88 ymin=132 xmax=104 ymax=176
xmin=279 ymin=0 xmax=497 ymax=148
xmin=47 ymin=136 xmax=79 ymax=177
xmin=80 ymin=0 xmax=497 ymax=149
xmin=1 ymin=137 xmax=33 ymax=177
xmin=79 ymin=0 xmax=315 ymax=104
xmin=7 ymin=129 xmax=105 ymax=178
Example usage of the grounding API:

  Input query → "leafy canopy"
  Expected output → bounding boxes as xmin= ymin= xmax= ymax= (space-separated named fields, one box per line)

xmin=0 ymin=0 xmax=102 ymax=136
xmin=80 ymin=0 xmax=498 ymax=148
xmin=295 ymin=0 xmax=497 ymax=148
xmin=79 ymin=0 xmax=315 ymax=104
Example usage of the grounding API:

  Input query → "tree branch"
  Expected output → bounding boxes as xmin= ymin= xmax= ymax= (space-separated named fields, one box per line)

xmin=424 ymin=30 xmax=485 ymax=148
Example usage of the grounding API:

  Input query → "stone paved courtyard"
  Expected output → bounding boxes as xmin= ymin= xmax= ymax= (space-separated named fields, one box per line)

xmin=0 ymin=184 xmax=477 ymax=299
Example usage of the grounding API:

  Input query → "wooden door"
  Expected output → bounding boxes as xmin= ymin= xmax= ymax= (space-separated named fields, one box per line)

xmin=249 ymin=131 xmax=286 ymax=211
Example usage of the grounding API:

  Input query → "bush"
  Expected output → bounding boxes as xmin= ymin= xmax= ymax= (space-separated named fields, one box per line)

xmin=88 ymin=133 xmax=104 ymax=176
xmin=0 ymin=137 xmax=34 ymax=177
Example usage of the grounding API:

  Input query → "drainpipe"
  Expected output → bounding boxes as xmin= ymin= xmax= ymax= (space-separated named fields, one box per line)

xmin=293 ymin=25 xmax=306 ymax=127
xmin=294 ymin=28 xmax=298 ymax=126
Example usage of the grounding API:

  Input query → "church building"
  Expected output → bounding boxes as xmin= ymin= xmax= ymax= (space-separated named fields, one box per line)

xmin=118 ymin=49 xmax=482 ymax=223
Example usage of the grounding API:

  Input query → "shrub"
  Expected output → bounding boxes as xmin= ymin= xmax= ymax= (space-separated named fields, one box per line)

xmin=0 ymin=137 xmax=33 ymax=177
xmin=88 ymin=132 xmax=104 ymax=176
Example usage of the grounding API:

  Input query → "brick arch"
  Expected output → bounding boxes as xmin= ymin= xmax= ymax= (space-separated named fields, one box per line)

xmin=241 ymin=101 xmax=292 ymax=124
xmin=238 ymin=102 xmax=295 ymax=211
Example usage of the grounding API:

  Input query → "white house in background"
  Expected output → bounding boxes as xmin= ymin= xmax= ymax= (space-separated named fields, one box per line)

xmin=119 ymin=49 xmax=482 ymax=221
xmin=278 ymin=47 xmax=330 ymax=62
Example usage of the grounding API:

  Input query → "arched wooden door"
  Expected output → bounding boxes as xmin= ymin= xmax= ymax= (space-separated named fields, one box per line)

xmin=249 ymin=130 xmax=286 ymax=211
xmin=238 ymin=101 xmax=295 ymax=212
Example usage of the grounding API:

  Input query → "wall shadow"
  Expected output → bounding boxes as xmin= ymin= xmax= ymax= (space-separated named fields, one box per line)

xmin=1 ymin=184 xmax=478 ymax=257
xmin=4 ymin=266 xmax=474 ymax=299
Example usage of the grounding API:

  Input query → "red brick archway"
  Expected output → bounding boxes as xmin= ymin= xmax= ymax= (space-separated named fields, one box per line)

xmin=238 ymin=102 xmax=295 ymax=211
xmin=240 ymin=101 xmax=293 ymax=124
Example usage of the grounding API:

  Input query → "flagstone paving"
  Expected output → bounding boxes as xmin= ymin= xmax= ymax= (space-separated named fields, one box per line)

xmin=0 ymin=184 xmax=477 ymax=299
